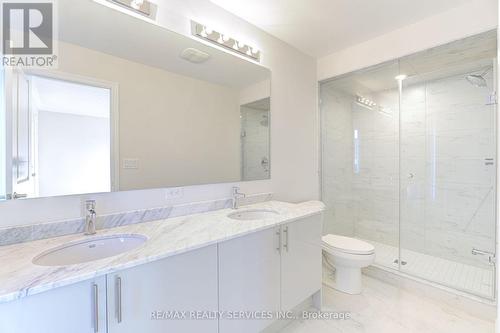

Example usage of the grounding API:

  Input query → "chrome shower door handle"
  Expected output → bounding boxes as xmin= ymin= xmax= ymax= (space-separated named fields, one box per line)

xmin=472 ymin=248 xmax=496 ymax=265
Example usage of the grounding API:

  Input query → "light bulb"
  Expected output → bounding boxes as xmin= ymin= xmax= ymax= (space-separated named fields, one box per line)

xmin=130 ymin=0 xmax=143 ymax=9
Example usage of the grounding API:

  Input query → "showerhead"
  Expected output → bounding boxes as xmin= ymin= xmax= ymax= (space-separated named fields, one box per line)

xmin=466 ymin=68 xmax=491 ymax=88
xmin=466 ymin=74 xmax=487 ymax=87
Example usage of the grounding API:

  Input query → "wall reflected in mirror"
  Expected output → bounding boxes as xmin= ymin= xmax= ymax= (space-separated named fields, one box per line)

xmin=0 ymin=0 xmax=271 ymax=201
xmin=240 ymin=98 xmax=270 ymax=181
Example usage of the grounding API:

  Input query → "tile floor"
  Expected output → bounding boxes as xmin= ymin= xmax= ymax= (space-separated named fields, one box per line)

xmin=362 ymin=239 xmax=495 ymax=299
xmin=280 ymin=276 xmax=495 ymax=333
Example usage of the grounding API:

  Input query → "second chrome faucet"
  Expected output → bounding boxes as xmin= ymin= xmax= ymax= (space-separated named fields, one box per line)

xmin=232 ymin=187 xmax=246 ymax=209
xmin=84 ymin=200 xmax=97 ymax=235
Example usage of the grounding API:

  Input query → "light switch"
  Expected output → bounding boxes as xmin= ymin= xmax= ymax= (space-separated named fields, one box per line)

xmin=123 ymin=158 xmax=139 ymax=169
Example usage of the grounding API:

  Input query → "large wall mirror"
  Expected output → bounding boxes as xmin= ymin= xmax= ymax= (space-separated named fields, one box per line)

xmin=0 ymin=0 xmax=271 ymax=200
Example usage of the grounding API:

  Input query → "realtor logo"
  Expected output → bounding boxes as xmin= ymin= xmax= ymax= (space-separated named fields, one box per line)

xmin=1 ymin=0 xmax=57 ymax=67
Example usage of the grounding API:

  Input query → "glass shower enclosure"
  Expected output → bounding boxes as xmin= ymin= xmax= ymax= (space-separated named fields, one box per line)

xmin=320 ymin=30 xmax=497 ymax=300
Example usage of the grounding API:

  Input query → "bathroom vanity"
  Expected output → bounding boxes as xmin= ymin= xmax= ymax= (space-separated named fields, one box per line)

xmin=0 ymin=201 xmax=324 ymax=333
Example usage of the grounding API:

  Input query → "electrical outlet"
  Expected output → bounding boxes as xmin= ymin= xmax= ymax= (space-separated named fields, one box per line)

xmin=123 ymin=158 xmax=139 ymax=169
xmin=166 ymin=187 xmax=184 ymax=200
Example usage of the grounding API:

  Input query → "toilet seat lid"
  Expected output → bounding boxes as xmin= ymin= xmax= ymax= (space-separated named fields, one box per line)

xmin=322 ymin=234 xmax=375 ymax=255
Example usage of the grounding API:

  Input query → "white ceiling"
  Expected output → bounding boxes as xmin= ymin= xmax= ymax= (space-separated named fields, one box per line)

xmin=210 ymin=0 xmax=473 ymax=57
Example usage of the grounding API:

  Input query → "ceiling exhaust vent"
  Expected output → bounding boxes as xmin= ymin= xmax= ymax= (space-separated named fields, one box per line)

xmin=180 ymin=48 xmax=211 ymax=64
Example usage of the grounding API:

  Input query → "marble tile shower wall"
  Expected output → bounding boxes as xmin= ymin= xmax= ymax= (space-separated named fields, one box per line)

xmin=351 ymin=89 xmax=400 ymax=248
xmin=241 ymin=107 xmax=270 ymax=181
xmin=322 ymin=69 xmax=495 ymax=269
xmin=321 ymin=88 xmax=355 ymax=236
xmin=401 ymin=72 xmax=496 ymax=268
xmin=321 ymin=86 xmax=400 ymax=245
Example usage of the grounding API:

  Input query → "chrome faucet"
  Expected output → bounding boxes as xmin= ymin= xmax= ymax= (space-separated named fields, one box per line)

xmin=84 ymin=200 xmax=97 ymax=235
xmin=232 ymin=186 xmax=246 ymax=209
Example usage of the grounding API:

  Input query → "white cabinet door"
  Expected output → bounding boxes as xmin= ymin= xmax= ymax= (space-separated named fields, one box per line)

xmin=0 ymin=276 xmax=107 ymax=333
xmin=218 ymin=227 xmax=281 ymax=333
xmin=281 ymin=214 xmax=323 ymax=311
xmin=107 ymin=245 xmax=218 ymax=333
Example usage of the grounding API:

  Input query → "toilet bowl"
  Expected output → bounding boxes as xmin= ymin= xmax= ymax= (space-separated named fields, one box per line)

xmin=322 ymin=234 xmax=375 ymax=295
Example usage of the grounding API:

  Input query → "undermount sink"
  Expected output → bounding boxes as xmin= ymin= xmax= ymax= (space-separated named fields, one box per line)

xmin=227 ymin=209 xmax=279 ymax=221
xmin=33 ymin=234 xmax=147 ymax=266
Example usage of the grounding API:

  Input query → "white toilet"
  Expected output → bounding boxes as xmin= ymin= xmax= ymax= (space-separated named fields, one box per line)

xmin=322 ymin=234 xmax=375 ymax=295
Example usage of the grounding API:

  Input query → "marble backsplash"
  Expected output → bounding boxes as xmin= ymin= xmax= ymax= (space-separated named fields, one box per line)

xmin=0 ymin=193 xmax=273 ymax=246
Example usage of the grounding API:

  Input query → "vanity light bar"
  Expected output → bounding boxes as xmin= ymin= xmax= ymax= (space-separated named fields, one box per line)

xmin=191 ymin=21 xmax=261 ymax=62
xmin=101 ymin=0 xmax=157 ymax=19
xmin=356 ymin=95 xmax=377 ymax=109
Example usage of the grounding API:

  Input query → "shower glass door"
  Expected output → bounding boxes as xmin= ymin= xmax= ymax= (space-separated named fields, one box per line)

xmin=320 ymin=60 xmax=401 ymax=269
xmin=399 ymin=40 xmax=497 ymax=299
xmin=320 ymin=30 xmax=497 ymax=300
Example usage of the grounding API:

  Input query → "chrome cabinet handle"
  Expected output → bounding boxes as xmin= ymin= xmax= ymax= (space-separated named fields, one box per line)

xmin=276 ymin=229 xmax=281 ymax=253
xmin=93 ymin=283 xmax=99 ymax=333
xmin=283 ymin=226 xmax=289 ymax=252
xmin=116 ymin=276 xmax=122 ymax=323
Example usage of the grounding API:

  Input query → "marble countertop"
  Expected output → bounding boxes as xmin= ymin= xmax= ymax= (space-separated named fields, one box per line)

xmin=0 ymin=200 xmax=324 ymax=303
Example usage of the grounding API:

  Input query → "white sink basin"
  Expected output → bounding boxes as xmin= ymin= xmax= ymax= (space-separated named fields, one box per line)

xmin=227 ymin=209 xmax=279 ymax=221
xmin=33 ymin=234 xmax=147 ymax=266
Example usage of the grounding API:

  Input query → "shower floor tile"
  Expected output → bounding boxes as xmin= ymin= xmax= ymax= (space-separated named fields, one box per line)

xmin=360 ymin=239 xmax=494 ymax=299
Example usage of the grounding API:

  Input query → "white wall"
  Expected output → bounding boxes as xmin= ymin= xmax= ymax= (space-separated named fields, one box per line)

xmin=317 ymin=0 xmax=498 ymax=81
xmin=0 ymin=0 xmax=318 ymax=227
xmin=37 ymin=111 xmax=111 ymax=197
xmin=239 ymin=79 xmax=271 ymax=105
